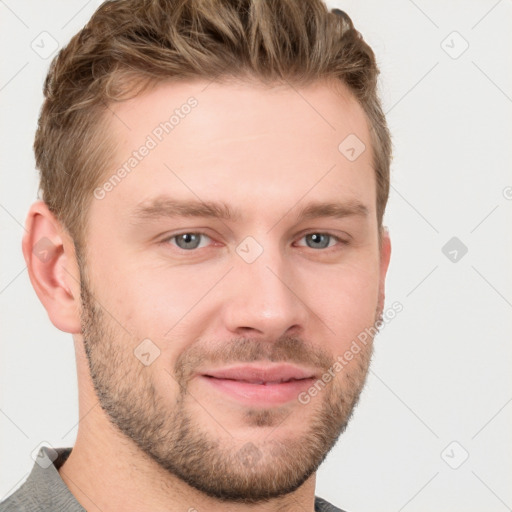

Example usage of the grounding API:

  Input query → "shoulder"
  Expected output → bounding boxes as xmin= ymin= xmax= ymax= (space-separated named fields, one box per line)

xmin=0 ymin=446 xmax=81 ymax=512
xmin=0 ymin=485 xmax=42 ymax=512
xmin=315 ymin=495 xmax=350 ymax=512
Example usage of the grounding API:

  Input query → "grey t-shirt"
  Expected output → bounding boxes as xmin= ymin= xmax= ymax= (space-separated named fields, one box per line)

xmin=0 ymin=446 xmax=347 ymax=512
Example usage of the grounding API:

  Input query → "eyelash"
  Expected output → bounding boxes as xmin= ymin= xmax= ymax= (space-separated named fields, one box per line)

xmin=159 ymin=231 xmax=349 ymax=252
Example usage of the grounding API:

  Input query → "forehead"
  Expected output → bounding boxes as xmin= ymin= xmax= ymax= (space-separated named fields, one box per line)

xmin=110 ymin=78 xmax=369 ymax=153
xmin=92 ymin=79 xmax=375 ymax=224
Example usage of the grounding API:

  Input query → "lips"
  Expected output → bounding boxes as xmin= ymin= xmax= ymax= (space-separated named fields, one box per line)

xmin=204 ymin=364 xmax=315 ymax=383
xmin=198 ymin=364 xmax=317 ymax=406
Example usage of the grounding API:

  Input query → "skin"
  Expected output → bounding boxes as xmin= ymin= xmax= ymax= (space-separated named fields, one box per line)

xmin=22 ymin=78 xmax=391 ymax=512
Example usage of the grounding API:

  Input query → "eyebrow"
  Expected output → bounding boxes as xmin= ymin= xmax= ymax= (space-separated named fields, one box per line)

xmin=129 ymin=196 xmax=369 ymax=224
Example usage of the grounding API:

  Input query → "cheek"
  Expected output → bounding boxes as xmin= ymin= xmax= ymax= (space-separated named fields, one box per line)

xmin=94 ymin=254 xmax=196 ymax=333
xmin=302 ymin=258 xmax=380 ymax=343
xmin=95 ymin=264 xmax=209 ymax=371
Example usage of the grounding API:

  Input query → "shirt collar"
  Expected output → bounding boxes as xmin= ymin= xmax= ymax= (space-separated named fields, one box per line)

xmin=18 ymin=445 xmax=85 ymax=511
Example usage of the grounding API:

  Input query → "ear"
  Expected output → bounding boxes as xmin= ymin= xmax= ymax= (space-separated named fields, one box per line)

xmin=21 ymin=200 xmax=82 ymax=334
xmin=377 ymin=226 xmax=392 ymax=316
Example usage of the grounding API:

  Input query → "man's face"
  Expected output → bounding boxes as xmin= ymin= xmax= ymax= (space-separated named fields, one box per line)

xmin=77 ymin=79 xmax=389 ymax=502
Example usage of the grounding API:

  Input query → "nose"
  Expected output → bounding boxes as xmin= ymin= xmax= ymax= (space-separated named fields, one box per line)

xmin=220 ymin=242 xmax=309 ymax=340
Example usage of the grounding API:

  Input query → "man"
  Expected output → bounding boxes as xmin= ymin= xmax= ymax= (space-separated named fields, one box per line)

xmin=1 ymin=0 xmax=391 ymax=510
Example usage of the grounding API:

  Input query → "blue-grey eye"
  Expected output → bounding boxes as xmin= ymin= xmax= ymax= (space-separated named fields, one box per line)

xmin=173 ymin=233 xmax=204 ymax=250
xmin=304 ymin=233 xmax=334 ymax=249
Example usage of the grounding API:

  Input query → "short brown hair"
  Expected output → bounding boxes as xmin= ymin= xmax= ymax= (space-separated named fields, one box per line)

xmin=35 ymin=0 xmax=391 ymax=250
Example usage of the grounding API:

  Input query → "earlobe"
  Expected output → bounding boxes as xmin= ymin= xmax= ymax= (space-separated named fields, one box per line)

xmin=21 ymin=201 xmax=82 ymax=334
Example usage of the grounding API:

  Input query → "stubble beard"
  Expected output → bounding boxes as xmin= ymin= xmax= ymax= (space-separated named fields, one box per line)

xmin=77 ymin=255 xmax=376 ymax=503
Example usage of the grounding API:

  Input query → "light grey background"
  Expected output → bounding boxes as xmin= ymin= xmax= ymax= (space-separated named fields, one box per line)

xmin=1 ymin=1 xmax=511 ymax=511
